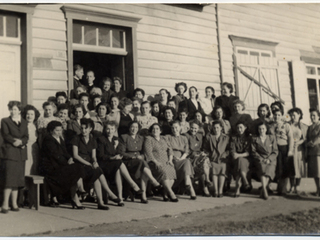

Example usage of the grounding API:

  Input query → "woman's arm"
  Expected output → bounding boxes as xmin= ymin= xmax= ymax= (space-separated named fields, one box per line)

xmin=286 ymin=124 xmax=294 ymax=156
xmin=251 ymin=139 xmax=264 ymax=162
xmin=72 ymin=145 xmax=91 ymax=166
xmin=268 ymin=136 xmax=279 ymax=163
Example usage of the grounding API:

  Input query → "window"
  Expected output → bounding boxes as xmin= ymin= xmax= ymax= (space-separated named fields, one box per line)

xmin=306 ymin=64 xmax=320 ymax=110
xmin=0 ymin=12 xmax=21 ymax=44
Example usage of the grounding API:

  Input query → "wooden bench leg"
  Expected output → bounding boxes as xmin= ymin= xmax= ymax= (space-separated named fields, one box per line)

xmin=36 ymin=183 xmax=40 ymax=210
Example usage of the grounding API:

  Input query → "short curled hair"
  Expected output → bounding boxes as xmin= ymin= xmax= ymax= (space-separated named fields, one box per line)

xmin=101 ymin=77 xmax=113 ymax=88
xmin=72 ymin=104 xmax=87 ymax=116
xmin=79 ymin=92 xmax=90 ymax=101
xmin=288 ymin=108 xmax=303 ymax=121
xmin=74 ymin=64 xmax=83 ymax=73
xmin=42 ymin=101 xmax=57 ymax=114
xmin=90 ymin=87 xmax=102 ymax=96
xmin=149 ymin=122 xmax=163 ymax=133
xmin=21 ymin=105 xmax=40 ymax=123
xmin=80 ymin=118 xmax=95 ymax=131
xmin=95 ymin=102 xmax=108 ymax=114
xmin=179 ymin=108 xmax=189 ymax=115
xmin=104 ymin=120 xmax=118 ymax=129
xmin=7 ymin=101 xmax=22 ymax=111
xmin=256 ymin=120 xmax=270 ymax=135
xmin=128 ymin=121 xmax=142 ymax=131
xmin=233 ymin=99 xmax=246 ymax=111
xmin=132 ymin=97 xmax=142 ymax=104
xmin=272 ymin=108 xmax=284 ymax=116
xmin=113 ymin=77 xmax=123 ymax=86
xmin=270 ymin=101 xmax=284 ymax=113
xmin=55 ymin=91 xmax=67 ymax=99
xmin=189 ymin=119 xmax=201 ymax=128
xmin=91 ymin=94 xmax=102 ymax=101
xmin=175 ymin=82 xmax=188 ymax=93
xmin=257 ymin=104 xmax=271 ymax=118
xmin=47 ymin=120 xmax=63 ymax=134
xmin=205 ymin=86 xmax=215 ymax=98
xmin=309 ymin=108 xmax=320 ymax=117
xmin=151 ymin=100 xmax=160 ymax=108
xmin=212 ymin=106 xmax=225 ymax=120
xmin=163 ymin=106 xmax=177 ymax=120
xmin=133 ymin=88 xmax=145 ymax=98
xmin=57 ymin=104 xmax=70 ymax=117
xmin=189 ymin=86 xmax=199 ymax=99
xmin=212 ymin=120 xmax=223 ymax=128
xmin=222 ymin=82 xmax=234 ymax=94
xmin=159 ymin=89 xmax=171 ymax=102
xmin=119 ymin=97 xmax=132 ymax=110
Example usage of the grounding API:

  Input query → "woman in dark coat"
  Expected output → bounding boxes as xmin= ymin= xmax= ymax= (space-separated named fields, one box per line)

xmin=183 ymin=86 xmax=205 ymax=121
xmin=230 ymin=121 xmax=251 ymax=197
xmin=215 ymin=82 xmax=239 ymax=120
xmin=1 ymin=101 xmax=28 ymax=213
xmin=251 ymin=121 xmax=278 ymax=200
xmin=229 ymin=99 xmax=253 ymax=134
xmin=119 ymin=121 xmax=161 ymax=203
xmin=97 ymin=121 xmax=143 ymax=206
xmin=40 ymin=121 xmax=85 ymax=209
xmin=160 ymin=107 xmax=176 ymax=135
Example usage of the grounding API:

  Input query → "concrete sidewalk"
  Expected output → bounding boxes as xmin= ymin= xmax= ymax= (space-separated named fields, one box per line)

xmin=0 ymin=179 xmax=316 ymax=237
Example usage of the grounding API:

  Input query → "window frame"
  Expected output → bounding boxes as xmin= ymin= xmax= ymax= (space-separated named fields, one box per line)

xmin=61 ymin=4 xmax=142 ymax=94
xmin=306 ymin=63 xmax=320 ymax=110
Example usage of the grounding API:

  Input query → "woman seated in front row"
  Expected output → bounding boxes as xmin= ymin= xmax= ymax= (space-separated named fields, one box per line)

xmin=71 ymin=118 xmax=121 ymax=210
xmin=203 ymin=120 xmax=230 ymax=198
xmin=96 ymin=121 xmax=143 ymax=206
xmin=251 ymin=121 xmax=278 ymax=200
xmin=118 ymin=121 xmax=161 ymax=204
xmin=40 ymin=121 xmax=85 ymax=208
xmin=144 ymin=123 xmax=178 ymax=202
xmin=166 ymin=121 xmax=196 ymax=200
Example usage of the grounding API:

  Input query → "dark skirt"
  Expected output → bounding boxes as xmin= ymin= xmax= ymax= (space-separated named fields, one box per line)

xmin=307 ymin=155 xmax=320 ymax=178
xmin=252 ymin=159 xmax=276 ymax=180
xmin=232 ymin=157 xmax=250 ymax=179
xmin=98 ymin=160 xmax=122 ymax=183
xmin=2 ymin=159 xmax=25 ymax=188
xmin=76 ymin=163 xmax=103 ymax=192
xmin=123 ymin=158 xmax=149 ymax=180
xmin=149 ymin=161 xmax=176 ymax=182
xmin=173 ymin=159 xmax=194 ymax=186
xmin=275 ymin=145 xmax=294 ymax=181
xmin=45 ymin=163 xmax=85 ymax=197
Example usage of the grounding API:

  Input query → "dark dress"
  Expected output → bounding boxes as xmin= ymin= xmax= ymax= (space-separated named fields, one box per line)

xmin=112 ymin=90 xmax=127 ymax=101
xmin=119 ymin=134 xmax=150 ymax=180
xmin=1 ymin=117 xmax=28 ymax=188
xmin=183 ymin=98 xmax=205 ymax=121
xmin=230 ymin=134 xmax=251 ymax=179
xmin=215 ymin=95 xmax=239 ymax=120
xmin=160 ymin=120 xmax=173 ymax=135
xmin=118 ymin=112 xmax=134 ymax=136
xmin=40 ymin=135 xmax=85 ymax=196
xmin=96 ymin=135 xmax=123 ymax=182
xmin=102 ymin=89 xmax=114 ymax=104
xmin=306 ymin=122 xmax=320 ymax=178
xmin=229 ymin=113 xmax=253 ymax=134
xmin=251 ymin=135 xmax=278 ymax=180
xmin=70 ymin=134 xmax=103 ymax=192
xmin=203 ymin=133 xmax=230 ymax=176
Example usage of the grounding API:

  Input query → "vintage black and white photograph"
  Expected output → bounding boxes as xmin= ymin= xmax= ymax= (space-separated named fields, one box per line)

xmin=0 ymin=2 xmax=319 ymax=237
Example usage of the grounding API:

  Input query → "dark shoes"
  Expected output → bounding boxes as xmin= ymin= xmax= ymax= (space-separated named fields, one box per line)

xmin=1 ymin=208 xmax=9 ymax=214
xmin=97 ymin=204 xmax=109 ymax=210
xmin=190 ymin=196 xmax=197 ymax=200
xmin=141 ymin=198 xmax=148 ymax=204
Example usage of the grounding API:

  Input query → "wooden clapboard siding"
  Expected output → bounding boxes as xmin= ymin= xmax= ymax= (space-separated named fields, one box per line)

xmin=32 ymin=4 xmax=67 ymax=108
xmin=218 ymin=3 xmax=320 ymax=109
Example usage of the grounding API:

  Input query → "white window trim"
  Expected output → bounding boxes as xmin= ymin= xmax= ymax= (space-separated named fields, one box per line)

xmin=306 ymin=63 xmax=320 ymax=110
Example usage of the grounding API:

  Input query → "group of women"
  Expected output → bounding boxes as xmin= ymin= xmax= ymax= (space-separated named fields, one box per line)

xmin=1 ymin=77 xmax=320 ymax=214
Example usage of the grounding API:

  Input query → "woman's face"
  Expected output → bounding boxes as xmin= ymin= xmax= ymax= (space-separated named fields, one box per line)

xmin=212 ymin=124 xmax=222 ymax=135
xmin=152 ymin=103 xmax=159 ymax=113
xmin=190 ymin=123 xmax=199 ymax=136
xmin=189 ymin=88 xmax=197 ymax=99
xmin=129 ymin=123 xmax=139 ymax=136
xmin=179 ymin=112 xmax=187 ymax=122
xmin=195 ymin=112 xmax=202 ymax=122
xmin=165 ymin=109 xmax=173 ymax=121
xmin=310 ymin=111 xmax=319 ymax=123
xmin=222 ymin=85 xmax=230 ymax=95
xmin=111 ymin=97 xmax=119 ymax=109
xmin=273 ymin=111 xmax=282 ymax=123
xmin=236 ymin=123 xmax=246 ymax=135
xmin=177 ymin=85 xmax=185 ymax=95
xmin=168 ymin=101 xmax=176 ymax=109
xmin=151 ymin=125 xmax=161 ymax=137
xmin=93 ymin=98 xmax=101 ymax=108
xmin=258 ymin=124 xmax=267 ymax=136
xmin=51 ymin=126 xmax=62 ymax=138
xmin=105 ymin=124 xmax=116 ymax=136
xmin=215 ymin=108 xmax=223 ymax=119
xmin=234 ymin=103 xmax=243 ymax=114
xmin=56 ymin=96 xmax=66 ymax=105
xmin=160 ymin=90 xmax=168 ymax=101
xmin=123 ymin=104 xmax=132 ymax=114
xmin=103 ymin=81 xmax=111 ymax=91
xmin=135 ymin=91 xmax=144 ymax=100
xmin=81 ymin=125 xmax=92 ymax=137
xmin=76 ymin=87 xmax=85 ymax=96
xmin=114 ymin=80 xmax=121 ymax=92
xmin=171 ymin=123 xmax=181 ymax=136
xmin=290 ymin=112 xmax=300 ymax=123
xmin=98 ymin=105 xmax=107 ymax=117
xmin=80 ymin=97 xmax=89 ymax=109
xmin=258 ymin=107 xmax=268 ymax=119
xmin=141 ymin=103 xmax=150 ymax=115
xmin=44 ymin=105 xmax=54 ymax=118
xmin=26 ymin=110 xmax=35 ymax=123
xmin=205 ymin=88 xmax=213 ymax=98
xmin=132 ymin=100 xmax=141 ymax=112
xmin=75 ymin=107 xmax=84 ymax=120
xmin=58 ymin=109 xmax=69 ymax=120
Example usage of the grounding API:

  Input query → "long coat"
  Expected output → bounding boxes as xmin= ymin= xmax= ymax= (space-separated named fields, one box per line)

xmin=1 ymin=117 xmax=28 ymax=161
xmin=203 ymin=133 xmax=229 ymax=163
xmin=182 ymin=98 xmax=205 ymax=121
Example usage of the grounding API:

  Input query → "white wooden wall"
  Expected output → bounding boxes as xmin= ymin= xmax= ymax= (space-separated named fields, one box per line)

xmin=218 ymin=3 xmax=320 ymax=114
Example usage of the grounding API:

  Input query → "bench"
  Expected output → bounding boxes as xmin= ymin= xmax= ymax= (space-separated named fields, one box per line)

xmin=25 ymin=175 xmax=44 ymax=210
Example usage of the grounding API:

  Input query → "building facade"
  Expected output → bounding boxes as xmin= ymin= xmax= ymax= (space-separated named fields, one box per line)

xmin=0 ymin=3 xmax=319 ymax=121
